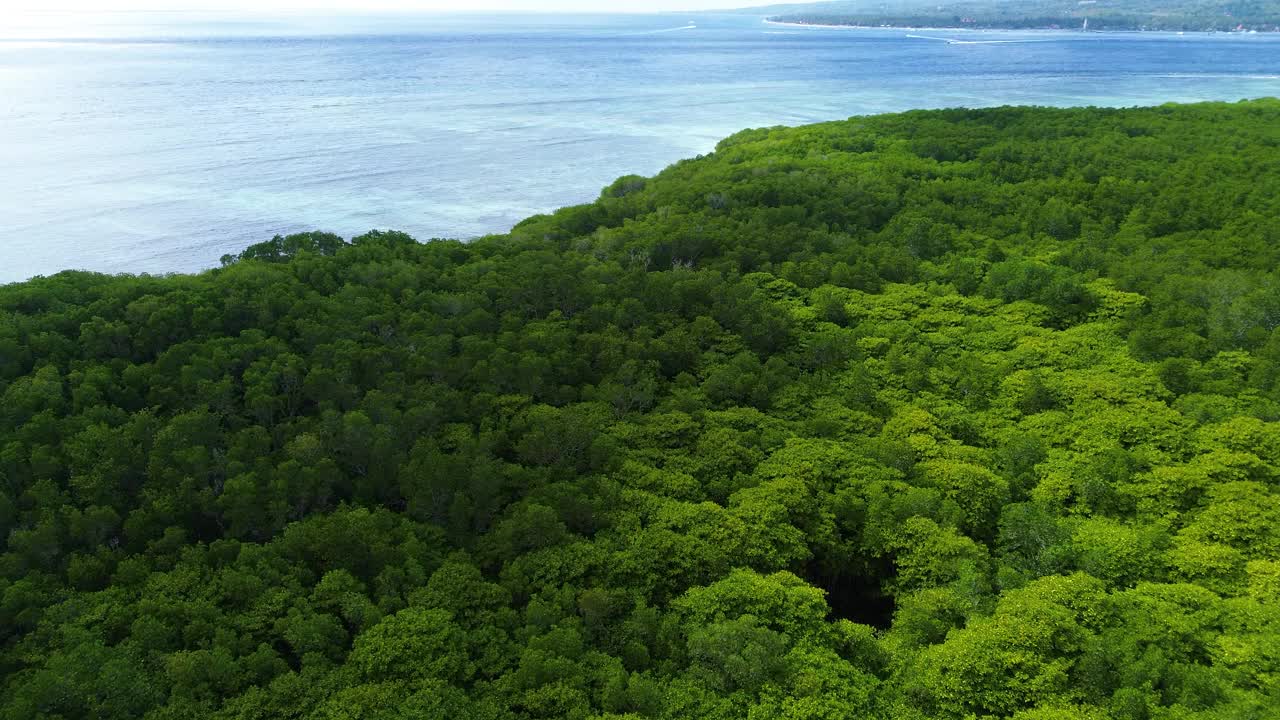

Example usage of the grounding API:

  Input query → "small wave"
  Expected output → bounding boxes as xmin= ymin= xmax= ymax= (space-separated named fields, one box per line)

xmin=628 ymin=24 xmax=697 ymax=35
xmin=952 ymin=39 xmax=1058 ymax=44
xmin=905 ymin=34 xmax=1058 ymax=44
xmin=1153 ymin=73 xmax=1280 ymax=79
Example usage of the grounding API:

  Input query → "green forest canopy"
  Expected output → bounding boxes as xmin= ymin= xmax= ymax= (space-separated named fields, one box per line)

xmin=3 ymin=99 xmax=1280 ymax=718
xmin=770 ymin=0 xmax=1280 ymax=31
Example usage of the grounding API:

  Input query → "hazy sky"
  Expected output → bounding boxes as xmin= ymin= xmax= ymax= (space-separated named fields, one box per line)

xmin=2 ymin=0 xmax=778 ymax=38
xmin=4 ymin=0 xmax=762 ymax=13
xmin=0 ymin=0 xmax=781 ymax=39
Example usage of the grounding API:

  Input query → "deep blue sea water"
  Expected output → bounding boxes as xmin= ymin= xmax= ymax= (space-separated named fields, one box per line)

xmin=1 ymin=12 xmax=1278 ymax=283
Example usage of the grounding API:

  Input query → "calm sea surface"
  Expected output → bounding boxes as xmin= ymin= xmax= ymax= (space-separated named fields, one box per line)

xmin=2 ymin=12 xmax=1278 ymax=283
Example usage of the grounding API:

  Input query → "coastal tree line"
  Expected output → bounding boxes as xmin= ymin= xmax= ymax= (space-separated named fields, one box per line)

xmin=772 ymin=0 xmax=1280 ymax=32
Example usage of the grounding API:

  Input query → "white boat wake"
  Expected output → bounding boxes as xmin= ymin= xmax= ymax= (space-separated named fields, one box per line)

xmin=906 ymin=33 xmax=1058 ymax=44
xmin=631 ymin=24 xmax=697 ymax=35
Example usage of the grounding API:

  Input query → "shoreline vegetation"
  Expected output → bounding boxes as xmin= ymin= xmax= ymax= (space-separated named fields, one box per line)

xmin=4 ymin=100 xmax=1280 ymax=718
xmin=760 ymin=17 xmax=1261 ymax=32
xmin=763 ymin=0 xmax=1280 ymax=33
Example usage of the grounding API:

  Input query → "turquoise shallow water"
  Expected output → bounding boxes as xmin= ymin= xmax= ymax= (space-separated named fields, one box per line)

xmin=1 ymin=12 xmax=1278 ymax=282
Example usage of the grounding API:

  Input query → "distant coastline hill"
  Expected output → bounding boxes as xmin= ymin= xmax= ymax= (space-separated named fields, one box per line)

xmin=756 ymin=0 xmax=1280 ymax=31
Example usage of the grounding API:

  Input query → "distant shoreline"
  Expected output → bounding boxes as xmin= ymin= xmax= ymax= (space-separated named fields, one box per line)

xmin=765 ymin=19 xmax=880 ymax=30
xmin=763 ymin=18 xmax=1100 ymax=32
xmin=762 ymin=18 xmax=1272 ymax=34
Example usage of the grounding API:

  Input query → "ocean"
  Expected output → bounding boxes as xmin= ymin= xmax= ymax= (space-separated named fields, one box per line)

xmin=1 ymin=12 xmax=1278 ymax=283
